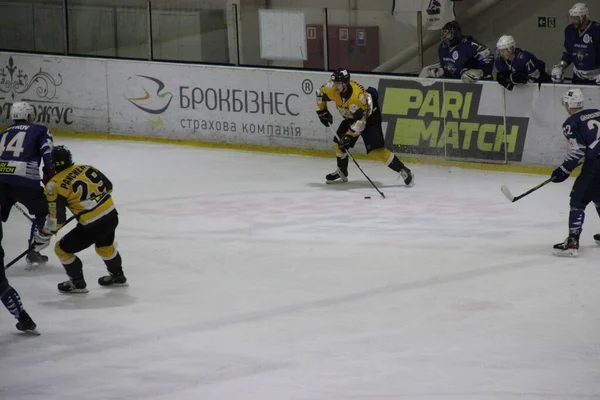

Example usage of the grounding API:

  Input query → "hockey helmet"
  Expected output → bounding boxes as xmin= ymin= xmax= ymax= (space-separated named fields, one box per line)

xmin=569 ymin=2 xmax=589 ymax=18
xmin=331 ymin=68 xmax=351 ymax=84
xmin=496 ymin=35 xmax=516 ymax=50
xmin=562 ymin=88 xmax=584 ymax=110
xmin=10 ymin=102 xmax=35 ymax=122
xmin=441 ymin=21 xmax=462 ymax=47
xmin=52 ymin=145 xmax=74 ymax=172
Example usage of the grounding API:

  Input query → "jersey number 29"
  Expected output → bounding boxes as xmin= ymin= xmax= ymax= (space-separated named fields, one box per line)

xmin=73 ymin=168 xmax=107 ymax=202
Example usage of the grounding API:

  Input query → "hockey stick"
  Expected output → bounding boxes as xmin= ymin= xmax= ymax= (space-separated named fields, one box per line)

xmin=4 ymin=192 xmax=109 ymax=270
xmin=14 ymin=203 xmax=34 ymax=223
xmin=501 ymin=178 xmax=553 ymax=203
xmin=4 ymin=213 xmax=77 ymax=270
xmin=327 ymin=125 xmax=386 ymax=199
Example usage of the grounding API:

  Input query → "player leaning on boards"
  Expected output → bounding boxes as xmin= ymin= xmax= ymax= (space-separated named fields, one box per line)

xmin=494 ymin=35 xmax=551 ymax=91
xmin=33 ymin=146 xmax=128 ymax=293
xmin=425 ymin=21 xmax=494 ymax=84
xmin=316 ymin=68 xmax=414 ymax=186
xmin=551 ymin=2 xmax=600 ymax=85
xmin=550 ymin=88 xmax=600 ymax=257
xmin=0 ymin=102 xmax=54 ymax=267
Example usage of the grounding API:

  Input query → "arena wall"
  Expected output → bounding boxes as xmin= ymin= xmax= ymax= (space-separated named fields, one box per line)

xmin=1 ymin=52 xmax=599 ymax=173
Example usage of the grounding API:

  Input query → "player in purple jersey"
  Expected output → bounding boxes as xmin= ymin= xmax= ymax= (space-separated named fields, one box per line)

xmin=551 ymin=3 xmax=600 ymax=85
xmin=550 ymin=88 xmax=600 ymax=257
xmin=495 ymin=35 xmax=550 ymax=91
xmin=0 ymin=211 xmax=38 ymax=334
xmin=426 ymin=21 xmax=494 ymax=83
xmin=0 ymin=102 xmax=55 ymax=267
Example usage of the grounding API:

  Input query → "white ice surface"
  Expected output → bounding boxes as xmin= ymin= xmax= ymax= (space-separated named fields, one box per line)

xmin=1 ymin=139 xmax=599 ymax=400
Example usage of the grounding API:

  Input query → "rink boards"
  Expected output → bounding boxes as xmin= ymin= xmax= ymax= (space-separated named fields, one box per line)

xmin=1 ymin=51 xmax=599 ymax=171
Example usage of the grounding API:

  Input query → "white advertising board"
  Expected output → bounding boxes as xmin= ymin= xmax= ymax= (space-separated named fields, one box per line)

xmin=2 ymin=51 xmax=598 ymax=168
xmin=0 ymin=52 xmax=108 ymax=133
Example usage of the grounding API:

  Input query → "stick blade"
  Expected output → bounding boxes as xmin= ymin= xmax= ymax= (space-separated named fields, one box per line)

xmin=501 ymin=185 xmax=515 ymax=202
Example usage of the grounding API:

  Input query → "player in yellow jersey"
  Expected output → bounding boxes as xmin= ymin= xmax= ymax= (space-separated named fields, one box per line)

xmin=316 ymin=68 xmax=414 ymax=186
xmin=32 ymin=146 xmax=127 ymax=293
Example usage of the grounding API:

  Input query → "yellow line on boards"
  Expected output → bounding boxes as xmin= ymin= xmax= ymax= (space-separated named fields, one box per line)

xmin=47 ymin=129 xmax=558 ymax=176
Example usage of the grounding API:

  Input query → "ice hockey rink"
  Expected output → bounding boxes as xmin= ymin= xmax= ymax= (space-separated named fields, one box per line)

xmin=1 ymin=138 xmax=599 ymax=400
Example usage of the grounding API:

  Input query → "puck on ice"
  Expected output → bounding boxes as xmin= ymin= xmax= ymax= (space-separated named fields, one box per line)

xmin=364 ymin=196 xmax=371 ymax=199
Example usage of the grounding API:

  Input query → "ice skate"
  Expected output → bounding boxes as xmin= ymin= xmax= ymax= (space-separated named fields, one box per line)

xmin=325 ymin=168 xmax=348 ymax=184
xmin=57 ymin=278 xmax=89 ymax=294
xmin=16 ymin=310 xmax=39 ymax=335
xmin=399 ymin=167 xmax=414 ymax=187
xmin=553 ymin=234 xmax=579 ymax=257
xmin=98 ymin=272 xmax=128 ymax=287
xmin=25 ymin=250 xmax=48 ymax=268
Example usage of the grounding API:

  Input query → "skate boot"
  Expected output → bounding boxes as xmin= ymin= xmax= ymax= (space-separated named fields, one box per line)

xmin=57 ymin=278 xmax=89 ymax=294
xmin=399 ymin=167 xmax=415 ymax=187
xmin=594 ymin=233 xmax=600 ymax=245
xmin=325 ymin=168 xmax=348 ymax=184
xmin=26 ymin=250 xmax=48 ymax=268
xmin=16 ymin=310 xmax=39 ymax=335
xmin=98 ymin=271 xmax=128 ymax=287
xmin=553 ymin=234 xmax=579 ymax=257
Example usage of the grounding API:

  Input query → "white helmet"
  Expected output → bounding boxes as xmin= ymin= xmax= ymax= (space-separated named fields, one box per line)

xmin=10 ymin=102 xmax=35 ymax=121
xmin=569 ymin=2 xmax=589 ymax=18
xmin=562 ymin=88 xmax=584 ymax=109
xmin=496 ymin=35 xmax=516 ymax=50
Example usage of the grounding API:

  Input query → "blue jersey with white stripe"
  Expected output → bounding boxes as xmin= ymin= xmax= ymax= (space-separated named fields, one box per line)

xmin=560 ymin=108 xmax=600 ymax=171
xmin=0 ymin=122 xmax=53 ymax=187
xmin=561 ymin=21 xmax=600 ymax=81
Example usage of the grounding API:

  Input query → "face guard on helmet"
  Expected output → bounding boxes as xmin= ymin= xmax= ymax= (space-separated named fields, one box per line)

xmin=441 ymin=21 xmax=462 ymax=47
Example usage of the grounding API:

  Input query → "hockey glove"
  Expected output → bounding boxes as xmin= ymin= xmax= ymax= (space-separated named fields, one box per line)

xmin=317 ymin=109 xmax=333 ymax=127
xmin=427 ymin=67 xmax=445 ymax=78
xmin=32 ymin=229 xmax=52 ymax=252
xmin=42 ymin=167 xmax=56 ymax=185
xmin=461 ymin=69 xmax=484 ymax=83
xmin=337 ymin=134 xmax=354 ymax=152
xmin=496 ymin=73 xmax=514 ymax=91
xmin=511 ymin=71 xmax=529 ymax=84
xmin=551 ymin=65 xmax=564 ymax=83
xmin=551 ymin=165 xmax=571 ymax=183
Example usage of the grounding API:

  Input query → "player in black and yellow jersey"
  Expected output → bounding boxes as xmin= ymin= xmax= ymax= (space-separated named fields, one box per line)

xmin=33 ymin=146 xmax=127 ymax=293
xmin=316 ymin=68 xmax=414 ymax=186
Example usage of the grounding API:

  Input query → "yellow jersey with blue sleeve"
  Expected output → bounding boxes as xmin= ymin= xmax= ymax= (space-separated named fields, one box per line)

xmin=316 ymin=80 xmax=373 ymax=137
xmin=43 ymin=164 xmax=115 ymax=230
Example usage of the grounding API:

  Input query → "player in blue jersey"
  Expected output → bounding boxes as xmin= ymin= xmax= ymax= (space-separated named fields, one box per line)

xmin=494 ymin=35 xmax=550 ymax=91
xmin=551 ymin=3 xmax=600 ymax=85
xmin=550 ymin=88 xmax=600 ymax=257
xmin=0 ymin=102 xmax=54 ymax=267
xmin=426 ymin=21 xmax=494 ymax=83
xmin=0 ymin=212 xmax=38 ymax=334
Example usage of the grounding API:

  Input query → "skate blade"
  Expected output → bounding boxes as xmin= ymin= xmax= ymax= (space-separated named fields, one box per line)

xmin=325 ymin=179 xmax=348 ymax=185
xmin=20 ymin=328 xmax=41 ymax=336
xmin=25 ymin=261 xmax=46 ymax=270
xmin=99 ymin=282 xmax=129 ymax=288
xmin=595 ymin=240 xmax=600 ymax=245
xmin=59 ymin=288 xmax=89 ymax=294
xmin=553 ymin=248 xmax=579 ymax=257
